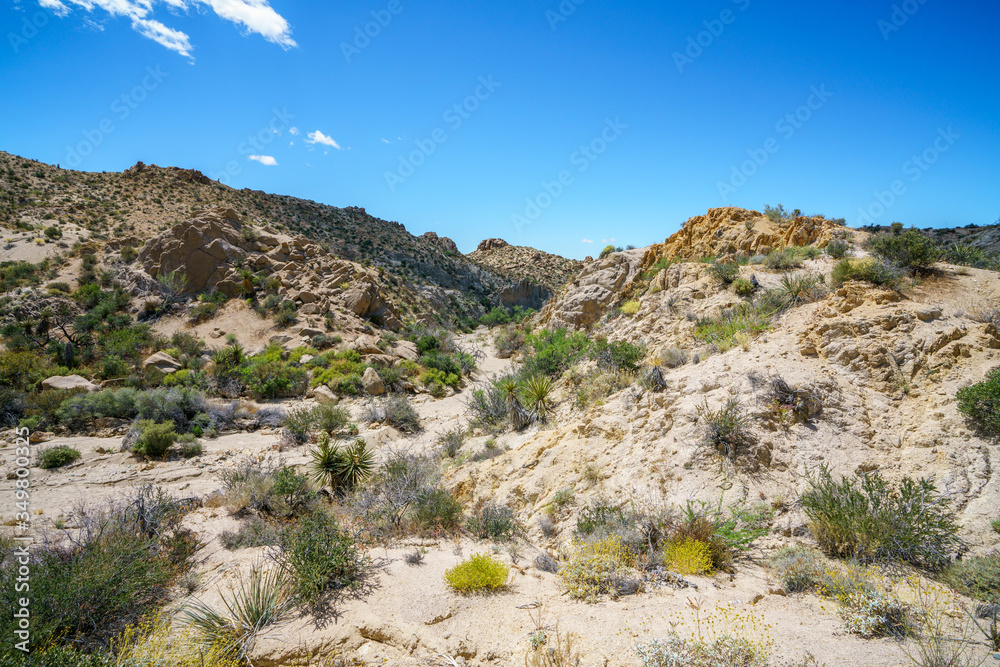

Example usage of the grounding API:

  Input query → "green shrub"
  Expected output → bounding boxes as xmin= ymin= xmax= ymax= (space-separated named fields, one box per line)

xmin=764 ymin=203 xmax=792 ymax=223
xmin=437 ymin=426 xmax=466 ymax=458
xmin=696 ymin=397 xmax=753 ymax=458
xmin=662 ymin=537 xmax=712 ymax=575
xmin=38 ymin=445 xmax=81 ymax=469
xmin=825 ymin=239 xmax=851 ymax=259
xmin=361 ymin=395 xmax=420 ymax=433
xmin=830 ymin=257 xmax=903 ymax=289
xmin=591 ymin=338 xmax=645 ymax=372
xmin=776 ymin=272 xmax=826 ymax=307
xmin=732 ymin=277 xmax=755 ymax=296
xmin=866 ymin=229 xmax=941 ymax=271
xmin=279 ymin=511 xmax=366 ymax=605
xmin=944 ymin=243 xmax=998 ymax=270
xmin=241 ymin=359 xmax=307 ymax=399
xmin=413 ymin=487 xmax=464 ymax=533
xmin=133 ymin=420 xmax=178 ymax=459
xmin=467 ymin=502 xmax=520 ymax=542
xmin=599 ymin=244 xmax=616 ymax=259
xmin=769 ymin=545 xmax=821 ymax=592
xmin=765 ymin=248 xmax=804 ymax=270
xmin=800 ymin=467 xmax=960 ymax=570
xmin=480 ymin=306 xmax=512 ymax=327
xmin=178 ymin=438 xmax=203 ymax=458
xmin=708 ymin=262 xmax=740 ymax=284
xmin=523 ymin=328 xmax=591 ymax=378
xmin=619 ymin=300 xmax=641 ymax=315
xmin=956 ymin=367 xmax=1000 ymax=437
xmin=494 ymin=325 xmax=527 ymax=358
xmin=444 ymin=554 xmax=509 ymax=594
xmin=313 ymin=403 xmax=350 ymax=434
xmin=940 ymin=556 xmax=1000 ymax=604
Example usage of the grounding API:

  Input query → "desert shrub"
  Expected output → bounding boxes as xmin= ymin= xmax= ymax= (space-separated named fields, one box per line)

xmin=220 ymin=517 xmax=280 ymax=550
xmin=182 ymin=564 xmax=292 ymax=661
xmin=522 ymin=328 xmax=591 ymax=378
xmin=866 ymin=228 xmax=941 ymax=271
xmin=940 ymin=556 xmax=1000 ymax=604
xmin=599 ymin=244 xmax=616 ymax=259
xmin=693 ymin=300 xmax=774 ymax=350
xmin=412 ymin=487 xmax=464 ymax=533
xmin=467 ymin=501 xmax=520 ymax=542
xmin=0 ymin=350 xmax=64 ymax=391
xmin=765 ymin=248 xmax=804 ymax=270
xmin=177 ymin=438 xmax=202 ymax=457
xmin=800 ymin=467 xmax=960 ymax=570
xmin=218 ymin=460 xmax=313 ymax=518
xmin=561 ymin=536 xmax=634 ymax=602
xmin=0 ymin=387 xmax=25 ymax=427
xmin=466 ymin=380 xmax=511 ymax=432
xmin=313 ymin=403 xmax=350 ymax=434
xmin=189 ymin=301 xmax=220 ymax=323
xmin=362 ymin=395 xmax=420 ymax=433
xmin=636 ymin=634 xmax=769 ymax=667
xmin=569 ymin=367 xmax=634 ymax=409
xmin=839 ymin=589 xmax=910 ymax=638
xmin=769 ymin=545 xmax=821 ymax=593
xmin=662 ymin=537 xmax=713 ymax=575
xmin=944 ymin=242 xmax=998 ymax=270
xmin=437 ymin=426 xmax=466 ymax=458
xmin=278 ymin=512 xmax=366 ymax=605
xmin=591 ymin=338 xmax=645 ymax=372
xmin=825 ymin=239 xmax=851 ymax=259
xmin=132 ymin=420 xmax=178 ymax=459
xmin=241 ymin=359 xmax=307 ymax=400
xmin=696 ymin=397 xmax=753 ymax=458
xmin=764 ymin=203 xmax=792 ymax=223
xmin=956 ymin=367 xmax=1000 ymax=438
xmin=494 ymin=325 xmax=527 ymax=358
xmin=619 ymin=300 xmax=641 ymax=315
xmin=347 ymin=450 xmax=438 ymax=541
xmin=776 ymin=272 xmax=826 ymax=308
xmin=0 ymin=488 xmax=192 ymax=651
xmin=657 ymin=347 xmax=689 ymax=368
xmin=38 ymin=444 xmax=81 ymax=469
xmin=708 ymin=262 xmax=740 ymax=284
xmin=421 ymin=366 xmax=459 ymax=389
xmin=445 ymin=553 xmax=509 ymax=594
xmin=732 ymin=277 xmax=755 ymax=296
xmin=480 ymin=306 xmax=512 ymax=327
xmin=830 ymin=257 xmax=903 ymax=289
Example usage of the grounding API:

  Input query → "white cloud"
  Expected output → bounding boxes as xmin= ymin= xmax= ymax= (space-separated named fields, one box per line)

xmin=305 ymin=130 xmax=340 ymax=149
xmin=38 ymin=0 xmax=295 ymax=58
xmin=247 ymin=154 xmax=277 ymax=166
xmin=581 ymin=238 xmax=594 ymax=244
xmin=601 ymin=238 xmax=616 ymax=244
xmin=381 ymin=138 xmax=390 ymax=144
xmin=288 ymin=127 xmax=299 ymax=135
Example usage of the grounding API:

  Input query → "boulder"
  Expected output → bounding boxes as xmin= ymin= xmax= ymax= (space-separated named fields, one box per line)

xmin=351 ymin=334 xmax=383 ymax=355
xmin=41 ymin=375 xmax=98 ymax=392
xmin=313 ymin=385 xmax=339 ymax=404
xmin=540 ymin=251 xmax=644 ymax=330
xmin=392 ymin=341 xmax=420 ymax=362
xmin=342 ymin=277 xmax=402 ymax=330
xmin=362 ymin=367 xmax=386 ymax=395
xmin=143 ymin=351 xmax=182 ymax=374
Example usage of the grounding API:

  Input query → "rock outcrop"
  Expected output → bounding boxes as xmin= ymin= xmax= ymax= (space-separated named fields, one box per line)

xmin=41 ymin=375 xmax=98 ymax=392
xmin=539 ymin=249 xmax=645 ymax=330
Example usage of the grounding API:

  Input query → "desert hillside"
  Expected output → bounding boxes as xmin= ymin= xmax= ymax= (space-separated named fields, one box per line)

xmin=1 ymin=162 xmax=999 ymax=667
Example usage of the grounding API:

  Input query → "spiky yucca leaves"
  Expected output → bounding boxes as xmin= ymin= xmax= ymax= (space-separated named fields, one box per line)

xmin=309 ymin=433 xmax=341 ymax=492
xmin=776 ymin=272 xmax=826 ymax=308
xmin=519 ymin=375 xmax=554 ymax=421
xmin=337 ymin=438 xmax=375 ymax=491
xmin=309 ymin=433 xmax=375 ymax=492
xmin=181 ymin=563 xmax=293 ymax=661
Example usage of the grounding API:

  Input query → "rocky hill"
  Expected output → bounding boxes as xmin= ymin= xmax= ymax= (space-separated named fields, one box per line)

xmin=0 ymin=152 xmax=574 ymax=321
xmin=467 ymin=238 xmax=584 ymax=296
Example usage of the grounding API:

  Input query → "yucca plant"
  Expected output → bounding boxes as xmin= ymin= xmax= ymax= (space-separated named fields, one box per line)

xmin=519 ymin=375 xmax=554 ymax=421
xmin=336 ymin=438 xmax=375 ymax=491
xmin=181 ymin=564 xmax=293 ymax=660
xmin=309 ymin=433 xmax=341 ymax=492
xmin=777 ymin=272 xmax=825 ymax=308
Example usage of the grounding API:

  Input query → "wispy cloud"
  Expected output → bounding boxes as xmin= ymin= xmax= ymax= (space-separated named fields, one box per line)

xmin=581 ymin=238 xmax=594 ymax=243
xmin=247 ymin=154 xmax=278 ymax=166
xmin=289 ymin=127 xmax=299 ymax=135
xmin=305 ymin=130 xmax=341 ymax=149
xmin=38 ymin=0 xmax=295 ymax=59
xmin=601 ymin=238 xmax=616 ymax=244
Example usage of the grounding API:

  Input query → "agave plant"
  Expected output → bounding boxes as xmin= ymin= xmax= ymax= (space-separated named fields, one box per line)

xmin=519 ymin=375 xmax=554 ymax=421
xmin=182 ymin=563 xmax=293 ymax=660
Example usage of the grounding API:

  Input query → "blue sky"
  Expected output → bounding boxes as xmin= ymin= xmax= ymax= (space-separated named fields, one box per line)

xmin=1 ymin=0 xmax=997 ymax=259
